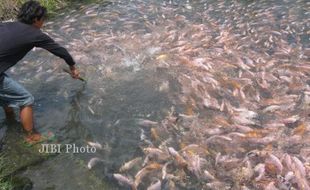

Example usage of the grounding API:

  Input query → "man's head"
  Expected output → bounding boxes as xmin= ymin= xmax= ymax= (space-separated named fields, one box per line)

xmin=17 ymin=0 xmax=47 ymax=28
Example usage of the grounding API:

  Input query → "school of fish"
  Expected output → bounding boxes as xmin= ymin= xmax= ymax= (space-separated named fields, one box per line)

xmin=11 ymin=0 xmax=310 ymax=189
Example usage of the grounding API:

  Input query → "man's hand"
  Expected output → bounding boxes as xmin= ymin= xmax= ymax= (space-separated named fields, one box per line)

xmin=69 ymin=66 xmax=80 ymax=79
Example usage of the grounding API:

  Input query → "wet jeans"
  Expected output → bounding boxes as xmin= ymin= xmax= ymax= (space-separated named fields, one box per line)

xmin=0 ymin=73 xmax=34 ymax=108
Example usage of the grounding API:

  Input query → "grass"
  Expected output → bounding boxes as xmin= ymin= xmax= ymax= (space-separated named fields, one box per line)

xmin=0 ymin=0 xmax=69 ymax=21
xmin=0 ymin=180 xmax=12 ymax=190
xmin=1 ymin=0 xmax=107 ymax=21
xmin=0 ymin=154 xmax=13 ymax=190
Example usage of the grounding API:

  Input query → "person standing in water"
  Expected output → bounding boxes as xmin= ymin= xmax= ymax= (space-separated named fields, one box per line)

xmin=0 ymin=0 xmax=80 ymax=143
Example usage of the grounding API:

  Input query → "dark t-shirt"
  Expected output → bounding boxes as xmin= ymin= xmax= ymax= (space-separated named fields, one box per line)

xmin=0 ymin=21 xmax=75 ymax=75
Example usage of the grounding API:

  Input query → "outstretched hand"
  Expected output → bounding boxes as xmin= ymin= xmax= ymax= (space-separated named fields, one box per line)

xmin=63 ymin=67 xmax=85 ymax=82
xmin=70 ymin=66 xmax=80 ymax=79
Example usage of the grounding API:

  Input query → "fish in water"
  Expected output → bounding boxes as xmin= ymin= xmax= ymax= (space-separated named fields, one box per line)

xmin=143 ymin=147 xmax=169 ymax=160
xmin=161 ymin=161 xmax=172 ymax=180
xmin=147 ymin=179 xmax=161 ymax=190
xmin=119 ymin=157 xmax=142 ymax=172
xmin=12 ymin=0 xmax=309 ymax=189
xmin=265 ymin=154 xmax=283 ymax=174
xmin=168 ymin=147 xmax=187 ymax=168
xmin=136 ymin=119 xmax=159 ymax=127
xmin=113 ymin=173 xmax=136 ymax=190
xmin=135 ymin=163 xmax=162 ymax=188
xmin=86 ymin=141 xmax=103 ymax=150
xmin=87 ymin=157 xmax=104 ymax=169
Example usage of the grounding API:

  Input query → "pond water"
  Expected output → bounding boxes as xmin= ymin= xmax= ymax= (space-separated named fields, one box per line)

xmin=1 ymin=0 xmax=309 ymax=189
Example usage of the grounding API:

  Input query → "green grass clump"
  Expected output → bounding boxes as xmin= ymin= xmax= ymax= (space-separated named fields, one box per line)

xmin=0 ymin=154 xmax=12 ymax=190
xmin=1 ymin=0 xmax=107 ymax=21
xmin=0 ymin=179 xmax=13 ymax=190
xmin=1 ymin=0 xmax=69 ymax=21
xmin=33 ymin=0 xmax=68 ymax=15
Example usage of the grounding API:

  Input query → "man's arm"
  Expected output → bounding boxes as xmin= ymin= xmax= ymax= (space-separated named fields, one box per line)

xmin=34 ymin=32 xmax=75 ymax=66
xmin=34 ymin=32 xmax=80 ymax=78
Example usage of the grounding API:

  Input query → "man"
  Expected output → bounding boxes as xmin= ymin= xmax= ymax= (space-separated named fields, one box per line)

xmin=0 ymin=1 xmax=80 ymax=143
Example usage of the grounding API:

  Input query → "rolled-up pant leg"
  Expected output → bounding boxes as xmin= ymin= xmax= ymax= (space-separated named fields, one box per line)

xmin=0 ymin=73 xmax=34 ymax=108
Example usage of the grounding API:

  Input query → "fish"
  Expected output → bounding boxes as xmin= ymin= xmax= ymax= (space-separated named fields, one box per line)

xmin=283 ymin=115 xmax=300 ymax=124
xmin=265 ymin=182 xmax=278 ymax=190
xmin=215 ymin=153 xmax=241 ymax=168
xmin=87 ymin=157 xmax=104 ymax=169
xmin=140 ymin=129 xmax=153 ymax=146
xmin=284 ymin=171 xmax=295 ymax=181
xmin=203 ymin=96 xmax=221 ymax=110
xmin=136 ymin=119 xmax=159 ymax=127
xmin=254 ymin=163 xmax=265 ymax=181
xmin=142 ymin=155 xmax=150 ymax=167
xmin=162 ymin=161 xmax=172 ymax=180
xmin=119 ymin=157 xmax=142 ymax=172
xmin=186 ymin=154 xmax=203 ymax=179
xmin=227 ymin=132 xmax=246 ymax=138
xmin=205 ymin=135 xmax=232 ymax=143
xmin=113 ymin=173 xmax=136 ymax=190
xmin=262 ymin=105 xmax=281 ymax=113
xmin=180 ymin=144 xmax=209 ymax=155
xmin=168 ymin=147 xmax=187 ymax=168
xmin=292 ymin=156 xmax=306 ymax=177
xmin=135 ymin=163 xmax=162 ymax=188
xmin=143 ymin=147 xmax=169 ymax=160
xmin=247 ymin=136 xmax=275 ymax=145
xmin=88 ymin=106 xmax=95 ymax=115
xmin=147 ymin=180 xmax=161 ymax=190
xmin=265 ymin=154 xmax=283 ymax=174
xmin=158 ymin=137 xmax=173 ymax=149
xmin=156 ymin=54 xmax=168 ymax=61
xmin=151 ymin=128 xmax=160 ymax=141
xmin=86 ymin=141 xmax=102 ymax=149
xmin=292 ymin=123 xmax=307 ymax=136
xmin=202 ymin=170 xmax=216 ymax=181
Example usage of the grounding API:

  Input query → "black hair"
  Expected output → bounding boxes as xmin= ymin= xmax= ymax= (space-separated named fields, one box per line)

xmin=17 ymin=0 xmax=47 ymax=24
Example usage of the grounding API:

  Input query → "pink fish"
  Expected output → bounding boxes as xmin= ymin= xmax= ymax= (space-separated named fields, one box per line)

xmin=265 ymin=182 xmax=278 ymax=190
xmin=113 ymin=173 xmax=136 ymax=190
xmin=254 ymin=163 xmax=265 ymax=181
xmin=265 ymin=154 xmax=283 ymax=174
xmin=136 ymin=119 xmax=159 ymax=127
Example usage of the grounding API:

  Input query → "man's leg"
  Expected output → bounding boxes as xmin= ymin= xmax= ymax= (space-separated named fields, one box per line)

xmin=20 ymin=105 xmax=41 ymax=142
xmin=20 ymin=105 xmax=33 ymax=132
xmin=0 ymin=74 xmax=41 ymax=142
xmin=3 ymin=106 xmax=16 ymax=121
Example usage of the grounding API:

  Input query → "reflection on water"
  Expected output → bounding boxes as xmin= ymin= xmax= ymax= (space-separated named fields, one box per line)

xmin=2 ymin=0 xmax=308 ymax=189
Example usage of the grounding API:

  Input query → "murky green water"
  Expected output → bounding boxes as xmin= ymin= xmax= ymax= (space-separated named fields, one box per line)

xmin=0 ymin=0 xmax=308 ymax=189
